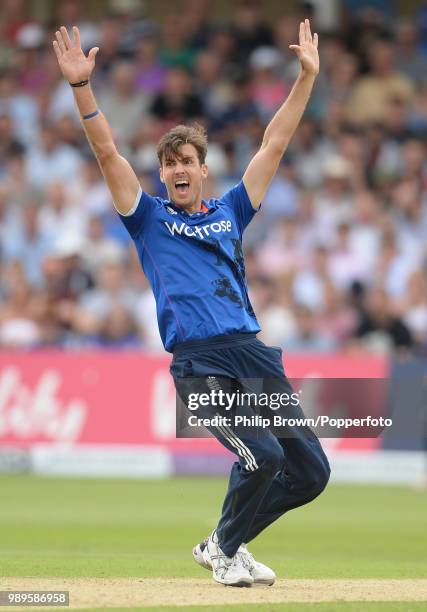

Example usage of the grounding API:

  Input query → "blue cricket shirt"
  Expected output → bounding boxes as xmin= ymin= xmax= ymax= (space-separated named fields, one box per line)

xmin=118 ymin=180 xmax=260 ymax=351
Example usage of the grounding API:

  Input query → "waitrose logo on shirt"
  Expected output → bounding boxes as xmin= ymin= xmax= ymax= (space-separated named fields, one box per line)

xmin=164 ymin=220 xmax=233 ymax=240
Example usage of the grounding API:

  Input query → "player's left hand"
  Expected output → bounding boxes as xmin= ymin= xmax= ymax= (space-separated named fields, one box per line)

xmin=289 ymin=19 xmax=319 ymax=77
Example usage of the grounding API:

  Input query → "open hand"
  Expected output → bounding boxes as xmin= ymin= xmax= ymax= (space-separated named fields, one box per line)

xmin=289 ymin=19 xmax=319 ymax=77
xmin=53 ymin=26 xmax=99 ymax=83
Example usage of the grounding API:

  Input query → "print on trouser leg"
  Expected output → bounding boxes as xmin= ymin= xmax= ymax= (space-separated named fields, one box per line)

xmin=216 ymin=431 xmax=286 ymax=557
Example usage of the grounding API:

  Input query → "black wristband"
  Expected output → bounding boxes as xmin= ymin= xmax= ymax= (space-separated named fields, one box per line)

xmin=70 ymin=79 xmax=89 ymax=88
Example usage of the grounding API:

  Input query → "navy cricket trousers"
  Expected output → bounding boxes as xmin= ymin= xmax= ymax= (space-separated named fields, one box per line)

xmin=171 ymin=333 xmax=331 ymax=558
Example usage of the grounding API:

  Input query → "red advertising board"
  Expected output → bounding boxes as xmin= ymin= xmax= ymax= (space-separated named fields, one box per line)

xmin=0 ymin=352 xmax=388 ymax=453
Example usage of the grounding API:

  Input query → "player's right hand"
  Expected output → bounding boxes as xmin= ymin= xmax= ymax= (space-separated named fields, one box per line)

xmin=52 ymin=26 xmax=99 ymax=83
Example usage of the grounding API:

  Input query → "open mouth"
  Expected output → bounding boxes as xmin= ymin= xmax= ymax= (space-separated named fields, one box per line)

xmin=174 ymin=180 xmax=190 ymax=196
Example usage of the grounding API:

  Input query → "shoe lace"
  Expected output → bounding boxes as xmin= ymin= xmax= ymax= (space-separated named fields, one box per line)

xmin=237 ymin=544 xmax=255 ymax=571
xmin=210 ymin=540 xmax=250 ymax=578
xmin=209 ymin=541 xmax=234 ymax=575
xmin=210 ymin=551 xmax=232 ymax=567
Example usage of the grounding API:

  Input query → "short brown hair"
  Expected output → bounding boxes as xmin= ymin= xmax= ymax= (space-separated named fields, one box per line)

xmin=157 ymin=123 xmax=208 ymax=166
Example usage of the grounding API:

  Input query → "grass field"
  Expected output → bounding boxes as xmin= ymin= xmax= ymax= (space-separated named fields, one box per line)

xmin=0 ymin=475 xmax=426 ymax=610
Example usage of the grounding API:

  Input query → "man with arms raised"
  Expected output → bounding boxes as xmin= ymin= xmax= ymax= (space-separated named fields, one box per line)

xmin=53 ymin=20 xmax=330 ymax=587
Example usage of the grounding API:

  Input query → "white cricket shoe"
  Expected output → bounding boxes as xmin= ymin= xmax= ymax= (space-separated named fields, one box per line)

xmin=202 ymin=531 xmax=253 ymax=587
xmin=237 ymin=543 xmax=276 ymax=586
xmin=193 ymin=536 xmax=275 ymax=586
xmin=192 ymin=538 xmax=211 ymax=569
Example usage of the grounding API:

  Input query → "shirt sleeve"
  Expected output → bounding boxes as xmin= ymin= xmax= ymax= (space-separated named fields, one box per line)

xmin=220 ymin=180 xmax=259 ymax=236
xmin=116 ymin=186 xmax=157 ymax=239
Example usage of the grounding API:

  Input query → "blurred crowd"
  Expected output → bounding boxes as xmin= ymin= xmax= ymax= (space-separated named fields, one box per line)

xmin=0 ymin=0 xmax=426 ymax=355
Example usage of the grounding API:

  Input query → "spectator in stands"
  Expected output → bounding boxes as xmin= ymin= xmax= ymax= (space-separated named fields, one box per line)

xmin=89 ymin=16 xmax=123 ymax=84
xmin=402 ymin=270 xmax=427 ymax=347
xmin=194 ymin=49 xmax=234 ymax=125
xmin=0 ymin=262 xmax=40 ymax=349
xmin=256 ymin=216 xmax=303 ymax=277
xmin=38 ymin=180 xmax=86 ymax=238
xmin=233 ymin=0 xmax=273 ymax=60
xmin=249 ymin=46 xmax=290 ymax=123
xmin=206 ymin=22 xmax=238 ymax=74
xmin=260 ymin=160 xmax=299 ymax=220
xmin=0 ymin=112 xmax=25 ymax=179
xmin=291 ymin=118 xmax=331 ymax=189
xmin=134 ymin=280 xmax=163 ymax=351
xmin=355 ymin=286 xmax=414 ymax=353
xmin=347 ymin=38 xmax=414 ymax=125
xmin=159 ymin=14 xmax=195 ymax=70
xmin=68 ymin=154 xmax=112 ymax=217
xmin=328 ymin=222 xmax=371 ymax=291
xmin=2 ymin=198 xmax=53 ymax=288
xmin=25 ymin=121 xmax=82 ymax=187
xmin=0 ymin=69 xmax=39 ymax=146
xmin=14 ymin=23 xmax=48 ymax=95
xmin=313 ymin=155 xmax=354 ymax=241
xmin=45 ymin=234 xmax=93 ymax=299
xmin=1 ymin=145 xmax=32 ymax=210
xmin=316 ymin=283 xmax=358 ymax=346
xmin=282 ymin=304 xmax=337 ymax=353
xmin=183 ymin=0 xmax=212 ymax=50
xmin=150 ymin=67 xmax=203 ymax=129
xmin=0 ymin=183 xmax=19 ymax=250
xmin=98 ymin=60 xmax=150 ymax=144
xmin=373 ymin=234 xmax=419 ymax=301
xmin=273 ymin=14 xmax=301 ymax=83
xmin=91 ymin=303 xmax=141 ymax=349
xmin=408 ymin=82 xmax=427 ymax=136
xmin=74 ymin=255 xmax=138 ymax=340
xmin=255 ymin=275 xmax=296 ymax=347
xmin=349 ymin=189 xmax=383 ymax=271
xmin=395 ymin=19 xmax=426 ymax=83
xmin=133 ymin=30 xmax=166 ymax=95
xmin=82 ymin=214 xmax=126 ymax=276
xmin=292 ymin=244 xmax=329 ymax=312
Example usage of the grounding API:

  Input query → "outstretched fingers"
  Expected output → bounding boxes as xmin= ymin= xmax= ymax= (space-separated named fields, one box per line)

xmin=55 ymin=30 xmax=66 ymax=53
xmin=72 ymin=26 xmax=81 ymax=49
xmin=52 ymin=40 xmax=62 ymax=60
xmin=53 ymin=25 xmax=83 ymax=59
xmin=60 ymin=26 xmax=72 ymax=49
xmin=299 ymin=21 xmax=305 ymax=46
xmin=88 ymin=46 xmax=99 ymax=62
xmin=298 ymin=19 xmax=318 ymax=50
xmin=304 ymin=19 xmax=312 ymax=44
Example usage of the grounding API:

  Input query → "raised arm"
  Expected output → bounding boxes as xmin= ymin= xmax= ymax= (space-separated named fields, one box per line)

xmin=53 ymin=26 xmax=140 ymax=215
xmin=243 ymin=19 xmax=319 ymax=209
